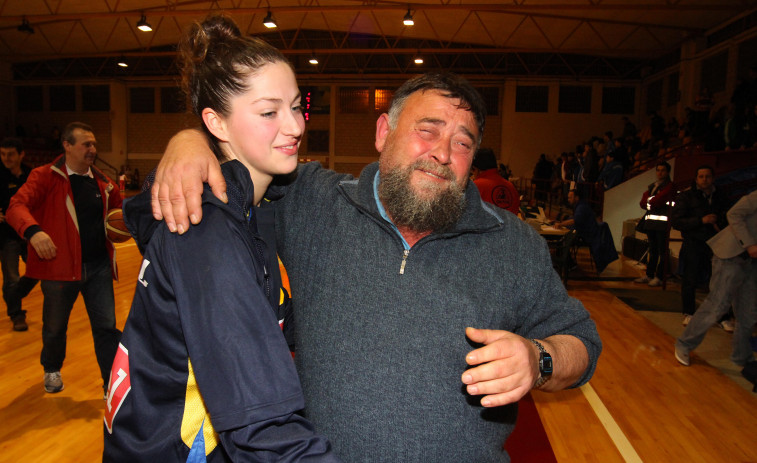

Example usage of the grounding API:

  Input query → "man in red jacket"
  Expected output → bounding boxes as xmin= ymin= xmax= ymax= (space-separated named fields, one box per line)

xmin=7 ymin=122 xmax=122 ymax=396
xmin=470 ymin=147 xmax=520 ymax=215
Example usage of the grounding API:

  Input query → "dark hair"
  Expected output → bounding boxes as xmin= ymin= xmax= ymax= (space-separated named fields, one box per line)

xmin=0 ymin=137 xmax=24 ymax=153
xmin=656 ymin=160 xmax=671 ymax=174
xmin=387 ymin=72 xmax=486 ymax=145
xmin=695 ymin=164 xmax=715 ymax=176
xmin=605 ymin=131 xmax=613 ymax=139
xmin=178 ymin=14 xmax=291 ymax=160
xmin=62 ymin=122 xmax=94 ymax=145
xmin=472 ymin=147 xmax=497 ymax=170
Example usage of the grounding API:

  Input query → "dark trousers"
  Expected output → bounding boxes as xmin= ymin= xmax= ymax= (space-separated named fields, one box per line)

xmin=645 ymin=230 xmax=668 ymax=279
xmin=679 ymin=240 xmax=712 ymax=315
xmin=1 ymin=238 xmax=39 ymax=320
xmin=40 ymin=258 xmax=121 ymax=386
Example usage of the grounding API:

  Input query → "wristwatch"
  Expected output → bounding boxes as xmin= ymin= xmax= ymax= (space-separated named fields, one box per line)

xmin=530 ymin=339 xmax=553 ymax=388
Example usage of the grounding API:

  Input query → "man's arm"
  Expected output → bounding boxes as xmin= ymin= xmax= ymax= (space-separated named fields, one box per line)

xmin=462 ymin=328 xmax=589 ymax=407
xmin=151 ymin=129 xmax=226 ymax=233
xmin=726 ymin=190 xmax=757 ymax=253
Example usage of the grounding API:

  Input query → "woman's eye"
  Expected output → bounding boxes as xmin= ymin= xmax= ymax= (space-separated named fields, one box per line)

xmin=292 ymin=105 xmax=303 ymax=113
xmin=261 ymin=111 xmax=276 ymax=118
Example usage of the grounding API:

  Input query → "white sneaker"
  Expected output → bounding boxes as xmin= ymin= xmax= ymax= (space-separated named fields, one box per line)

xmin=634 ymin=276 xmax=650 ymax=284
xmin=682 ymin=314 xmax=692 ymax=326
xmin=647 ymin=277 xmax=663 ymax=287
xmin=718 ymin=319 xmax=735 ymax=332
xmin=44 ymin=371 xmax=64 ymax=393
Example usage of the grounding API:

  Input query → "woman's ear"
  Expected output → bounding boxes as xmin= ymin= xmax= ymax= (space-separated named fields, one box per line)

xmin=202 ymin=108 xmax=229 ymax=142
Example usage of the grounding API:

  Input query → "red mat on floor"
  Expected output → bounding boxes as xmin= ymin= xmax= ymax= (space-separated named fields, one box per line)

xmin=504 ymin=393 xmax=557 ymax=462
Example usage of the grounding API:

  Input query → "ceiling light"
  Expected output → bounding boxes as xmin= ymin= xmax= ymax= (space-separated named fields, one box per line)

xmin=309 ymin=56 xmax=319 ymax=65
xmin=403 ymin=9 xmax=414 ymax=26
xmin=117 ymin=56 xmax=128 ymax=67
xmin=137 ymin=15 xmax=152 ymax=32
xmin=17 ymin=18 xmax=34 ymax=34
xmin=414 ymin=57 xmax=424 ymax=64
xmin=263 ymin=11 xmax=277 ymax=28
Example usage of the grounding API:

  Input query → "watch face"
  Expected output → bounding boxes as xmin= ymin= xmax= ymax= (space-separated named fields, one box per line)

xmin=541 ymin=354 xmax=553 ymax=375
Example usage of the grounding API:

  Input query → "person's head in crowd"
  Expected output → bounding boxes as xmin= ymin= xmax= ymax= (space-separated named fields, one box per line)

xmin=62 ymin=122 xmax=97 ymax=175
xmin=0 ymin=137 xmax=25 ymax=173
xmin=470 ymin=147 xmax=498 ymax=179
xmin=655 ymin=161 xmax=671 ymax=182
xmin=604 ymin=131 xmax=613 ymax=141
xmin=694 ymin=165 xmax=715 ymax=193
xmin=375 ymin=72 xmax=485 ymax=233
xmin=178 ymin=14 xmax=303 ymax=179
xmin=567 ymin=188 xmax=581 ymax=207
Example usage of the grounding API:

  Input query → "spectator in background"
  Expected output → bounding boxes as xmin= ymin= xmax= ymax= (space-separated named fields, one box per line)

xmin=671 ymin=165 xmax=731 ymax=326
xmin=6 ymin=122 xmax=122 ymax=395
xmin=532 ymin=153 xmax=553 ymax=204
xmin=471 ymin=147 xmax=520 ymax=215
xmin=675 ymin=189 xmax=757 ymax=368
xmin=0 ymin=138 xmax=39 ymax=331
xmin=634 ymin=161 xmax=675 ymax=287
xmin=621 ymin=116 xmax=637 ymax=141
xmin=649 ymin=110 xmax=666 ymax=150
xmin=596 ymin=150 xmax=624 ymax=190
xmin=555 ymin=189 xmax=618 ymax=273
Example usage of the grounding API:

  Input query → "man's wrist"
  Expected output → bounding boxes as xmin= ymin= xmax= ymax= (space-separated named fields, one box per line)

xmin=530 ymin=339 xmax=553 ymax=388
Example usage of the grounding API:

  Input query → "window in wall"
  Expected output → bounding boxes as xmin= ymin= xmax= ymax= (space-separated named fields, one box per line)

xmin=476 ymin=87 xmax=500 ymax=116
xmin=160 ymin=87 xmax=185 ymax=113
xmin=646 ymin=79 xmax=663 ymax=113
xmin=700 ymin=51 xmax=728 ymax=94
xmin=515 ymin=85 xmax=548 ymax=113
xmin=81 ymin=85 xmax=110 ymax=111
xmin=602 ymin=86 xmax=635 ymax=114
xmin=558 ymin=86 xmax=592 ymax=113
xmin=374 ymin=88 xmax=394 ymax=112
xmin=339 ymin=87 xmax=370 ymax=113
xmin=667 ymin=72 xmax=680 ymax=107
xmin=49 ymin=85 xmax=76 ymax=112
xmin=130 ymin=87 xmax=155 ymax=113
xmin=307 ymin=130 xmax=329 ymax=153
xmin=737 ymin=35 xmax=757 ymax=81
xmin=16 ymin=86 xmax=43 ymax=112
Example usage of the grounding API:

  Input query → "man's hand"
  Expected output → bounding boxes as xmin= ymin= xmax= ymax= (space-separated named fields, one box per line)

xmin=701 ymin=213 xmax=718 ymax=224
xmin=151 ymin=129 xmax=226 ymax=234
xmin=747 ymin=244 xmax=757 ymax=258
xmin=30 ymin=231 xmax=57 ymax=260
xmin=461 ymin=327 xmax=538 ymax=407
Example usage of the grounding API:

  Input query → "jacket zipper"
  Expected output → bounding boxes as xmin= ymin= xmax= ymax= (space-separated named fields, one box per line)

xmin=399 ymin=249 xmax=409 ymax=275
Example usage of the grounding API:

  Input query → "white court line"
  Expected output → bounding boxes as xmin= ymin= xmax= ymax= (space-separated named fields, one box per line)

xmin=580 ymin=382 xmax=643 ymax=463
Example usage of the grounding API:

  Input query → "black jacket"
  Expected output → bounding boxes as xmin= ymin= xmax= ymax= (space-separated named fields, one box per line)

xmin=671 ymin=186 xmax=730 ymax=242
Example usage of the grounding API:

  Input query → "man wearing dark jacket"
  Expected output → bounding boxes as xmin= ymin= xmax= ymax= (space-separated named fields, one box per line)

xmin=0 ymin=138 xmax=38 ymax=331
xmin=671 ymin=166 xmax=730 ymax=326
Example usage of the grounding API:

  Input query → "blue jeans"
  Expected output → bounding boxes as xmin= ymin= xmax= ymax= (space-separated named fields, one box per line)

xmin=1 ymin=238 xmax=38 ymax=320
xmin=40 ymin=258 xmax=121 ymax=385
xmin=676 ymin=254 xmax=757 ymax=366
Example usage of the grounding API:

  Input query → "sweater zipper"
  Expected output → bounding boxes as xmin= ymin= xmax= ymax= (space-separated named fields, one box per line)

xmin=399 ymin=249 xmax=409 ymax=275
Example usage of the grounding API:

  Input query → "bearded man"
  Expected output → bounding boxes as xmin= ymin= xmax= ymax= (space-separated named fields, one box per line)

xmin=146 ymin=72 xmax=601 ymax=462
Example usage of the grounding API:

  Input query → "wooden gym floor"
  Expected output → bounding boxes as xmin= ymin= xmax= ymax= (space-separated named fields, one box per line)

xmin=0 ymin=240 xmax=755 ymax=462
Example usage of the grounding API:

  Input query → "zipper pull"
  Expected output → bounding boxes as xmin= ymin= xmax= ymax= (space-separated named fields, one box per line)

xmin=399 ymin=249 xmax=409 ymax=275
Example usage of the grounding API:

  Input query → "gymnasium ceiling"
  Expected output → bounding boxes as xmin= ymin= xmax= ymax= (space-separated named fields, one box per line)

xmin=2 ymin=0 xmax=757 ymax=81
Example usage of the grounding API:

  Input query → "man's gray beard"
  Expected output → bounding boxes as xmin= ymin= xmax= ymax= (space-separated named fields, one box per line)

xmin=379 ymin=161 xmax=466 ymax=233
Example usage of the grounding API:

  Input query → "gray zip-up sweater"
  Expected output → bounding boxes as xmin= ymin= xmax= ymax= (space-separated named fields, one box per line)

xmin=275 ymin=162 xmax=601 ymax=462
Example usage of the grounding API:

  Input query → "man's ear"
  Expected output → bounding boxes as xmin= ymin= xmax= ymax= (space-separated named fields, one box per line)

xmin=202 ymin=108 xmax=229 ymax=142
xmin=375 ymin=113 xmax=391 ymax=153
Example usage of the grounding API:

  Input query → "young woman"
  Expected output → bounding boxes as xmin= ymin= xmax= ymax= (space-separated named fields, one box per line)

xmin=103 ymin=15 xmax=337 ymax=462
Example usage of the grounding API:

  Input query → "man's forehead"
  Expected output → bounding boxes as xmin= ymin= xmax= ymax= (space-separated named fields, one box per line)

xmin=407 ymin=91 xmax=478 ymax=135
